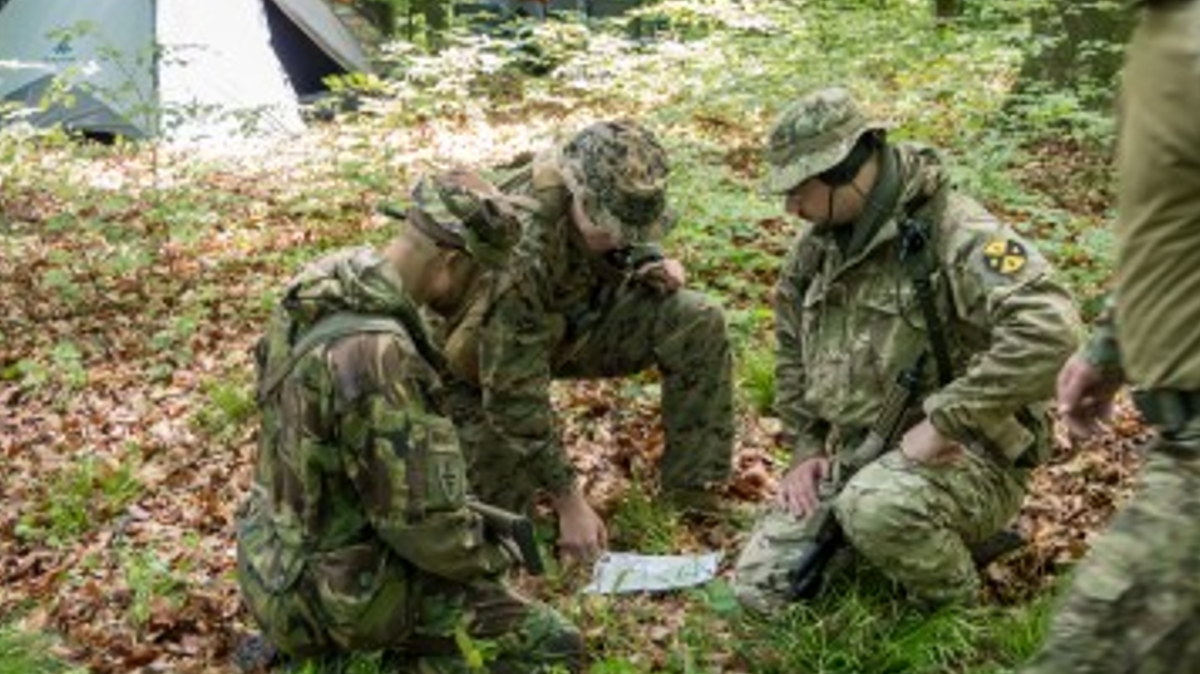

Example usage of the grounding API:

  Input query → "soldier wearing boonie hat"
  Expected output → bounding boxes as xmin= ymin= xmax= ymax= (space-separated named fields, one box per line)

xmin=386 ymin=167 xmax=527 ymax=269
xmin=557 ymin=119 xmax=675 ymax=245
xmin=764 ymin=86 xmax=888 ymax=196
xmin=434 ymin=119 xmax=736 ymax=564
xmin=1022 ymin=2 xmax=1200 ymax=672
xmin=732 ymin=87 xmax=1082 ymax=613
xmin=238 ymin=168 xmax=581 ymax=671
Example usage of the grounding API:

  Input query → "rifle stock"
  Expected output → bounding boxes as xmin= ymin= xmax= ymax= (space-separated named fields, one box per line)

xmin=787 ymin=352 xmax=928 ymax=601
xmin=468 ymin=499 xmax=545 ymax=576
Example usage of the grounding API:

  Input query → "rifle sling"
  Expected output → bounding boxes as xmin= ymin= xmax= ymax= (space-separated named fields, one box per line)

xmin=897 ymin=215 xmax=954 ymax=387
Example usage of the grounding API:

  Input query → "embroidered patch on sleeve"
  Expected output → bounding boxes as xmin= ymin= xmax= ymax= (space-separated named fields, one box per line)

xmin=982 ymin=238 xmax=1027 ymax=276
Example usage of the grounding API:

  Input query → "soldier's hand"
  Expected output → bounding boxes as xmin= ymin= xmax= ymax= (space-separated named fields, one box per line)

xmin=634 ymin=257 xmax=686 ymax=294
xmin=1056 ymin=353 xmax=1123 ymax=439
xmin=777 ymin=457 xmax=829 ymax=519
xmin=900 ymin=419 xmax=963 ymax=465
xmin=553 ymin=487 xmax=608 ymax=564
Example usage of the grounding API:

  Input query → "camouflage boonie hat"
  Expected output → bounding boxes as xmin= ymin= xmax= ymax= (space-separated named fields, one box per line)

xmin=764 ymin=87 xmax=886 ymax=194
xmin=558 ymin=120 xmax=673 ymax=244
xmin=390 ymin=168 xmax=525 ymax=269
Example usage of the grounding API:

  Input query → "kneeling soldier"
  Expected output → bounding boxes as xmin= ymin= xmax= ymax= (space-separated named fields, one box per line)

xmin=237 ymin=170 xmax=582 ymax=672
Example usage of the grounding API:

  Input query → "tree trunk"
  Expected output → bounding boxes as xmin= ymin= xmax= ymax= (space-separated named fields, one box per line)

xmin=1016 ymin=0 xmax=1136 ymax=109
xmin=934 ymin=0 xmax=963 ymax=20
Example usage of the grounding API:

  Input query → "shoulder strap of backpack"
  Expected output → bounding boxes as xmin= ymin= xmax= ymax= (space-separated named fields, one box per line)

xmin=256 ymin=311 xmax=444 ymax=405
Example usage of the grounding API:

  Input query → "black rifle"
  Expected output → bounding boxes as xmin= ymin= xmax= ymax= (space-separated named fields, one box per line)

xmin=468 ymin=499 xmax=545 ymax=576
xmin=788 ymin=352 xmax=928 ymax=601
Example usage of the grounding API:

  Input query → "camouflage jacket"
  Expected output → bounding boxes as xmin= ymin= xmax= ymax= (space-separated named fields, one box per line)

xmin=239 ymin=247 xmax=509 ymax=606
xmin=775 ymin=144 xmax=1082 ymax=466
xmin=468 ymin=151 xmax=664 ymax=496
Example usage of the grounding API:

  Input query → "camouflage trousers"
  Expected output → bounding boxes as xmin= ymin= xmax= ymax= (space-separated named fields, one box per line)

xmin=449 ymin=285 xmax=734 ymax=511
xmin=732 ymin=449 xmax=1026 ymax=611
xmin=1021 ymin=427 xmax=1200 ymax=674
xmin=239 ymin=550 xmax=582 ymax=673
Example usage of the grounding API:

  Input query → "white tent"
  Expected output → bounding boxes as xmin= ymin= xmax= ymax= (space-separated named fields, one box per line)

xmin=0 ymin=0 xmax=371 ymax=142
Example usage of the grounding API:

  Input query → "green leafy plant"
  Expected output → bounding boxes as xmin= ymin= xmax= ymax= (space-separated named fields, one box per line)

xmin=192 ymin=377 xmax=257 ymax=440
xmin=0 ymin=624 xmax=83 ymax=674
xmin=737 ymin=340 xmax=776 ymax=416
xmin=119 ymin=545 xmax=187 ymax=631
xmin=15 ymin=445 xmax=143 ymax=547
xmin=607 ymin=480 xmax=683 ymax=555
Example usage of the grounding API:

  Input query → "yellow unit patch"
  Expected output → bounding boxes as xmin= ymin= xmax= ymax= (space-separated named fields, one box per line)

xmin=982 ymin=238 xmax=1027 ymax=276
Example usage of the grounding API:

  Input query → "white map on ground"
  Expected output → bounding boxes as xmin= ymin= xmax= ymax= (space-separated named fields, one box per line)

xmin=583 ymin=551 xmax=722 ymax=594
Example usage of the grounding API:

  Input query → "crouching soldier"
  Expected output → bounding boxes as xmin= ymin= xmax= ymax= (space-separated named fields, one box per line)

xmin=733 ymin=88 xmax=1082 ymax=612
xmin=236 ymin=170 xmax=583 ymax=673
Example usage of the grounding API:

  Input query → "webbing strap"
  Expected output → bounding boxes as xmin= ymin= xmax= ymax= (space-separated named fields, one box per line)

xmin=898 ymin=216 xmax=954 ymax=387
xmin=256 ymin=311 xmax=443 ymax=404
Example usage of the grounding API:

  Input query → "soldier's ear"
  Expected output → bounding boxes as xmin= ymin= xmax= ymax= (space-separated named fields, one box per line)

xmin=440 ymin=248 xmax=481 ymax=283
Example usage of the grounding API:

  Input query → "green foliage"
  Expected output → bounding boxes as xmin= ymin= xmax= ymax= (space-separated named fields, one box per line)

xmin=608 ymin=481 xmax=683 ymax=555
xmin=287 ymin=652 xmax=388 ymax=674
xmin=737 ymin=339 xmax=776 ymax=416
xmin=0 ymin=624 xmax=82 ymax=674
xmin=119 ymin=545 xmax=187 ymax=631
xmin=15 ymin=445 xmax=144 ymax=547
xmin=192 ymin=377 xmax=257 ymax=440
xmin=590 ymin=659 xmax=643 ymax=674
xmin=453 ymin=622 xmax=499 ymax=670
xmin=0 ymin=1 xmax=1125 ymax=671
xmin=732 ymin=564 xmax=1051 ymax=674
xmin=1003 ymin=85 xmax=1117 ymax=148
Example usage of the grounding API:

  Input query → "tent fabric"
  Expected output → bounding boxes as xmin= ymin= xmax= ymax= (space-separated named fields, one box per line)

xmin=0 ymin=0 xmax=154 ymax=135
xmin=0 ymin=0 xmax=370 ymax=142
xmin=157 ymin=0 xmax=307 ymax=141
xmin=273 ymin=0 xmax=371 ymax=75
xmin=1 ymin=76 xmax=144 ymax=138
xmin=264 ymin=1 xmax=350 ymax=97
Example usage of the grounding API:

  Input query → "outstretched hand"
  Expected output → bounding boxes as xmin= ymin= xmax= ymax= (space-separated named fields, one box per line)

xmin=1057 ymin=353 xmax=1124 ymax=439
xmin=553 ymin=488 xmax=608 ymax=564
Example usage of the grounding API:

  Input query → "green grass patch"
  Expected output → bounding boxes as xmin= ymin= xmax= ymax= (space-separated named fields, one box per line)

xmin=15 ymin=445 xmax=144 ymax=548
xmin=119 ymin=545 xmax=188 ymax=632
xmin=732 ymin=562 xmax=1052 ymax=674
xmin=192 ymin=376 xmax=257 ymax=440
xmin=608 ymin=481 xmax=685 ymax=555
xmin=0 ymin=624 xmax=81 ymax=674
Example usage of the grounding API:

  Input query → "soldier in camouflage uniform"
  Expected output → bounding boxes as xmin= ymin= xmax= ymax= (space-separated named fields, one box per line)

xmin=237 ymin=169 xmax=583 ymax=673
xmin=437 ymin=120 xmax=734 ymax=560
xmin=1022 ymin=2 xmax=1200 ymax=671
xmin=731 ymin=88 xmax=1081 ymax=611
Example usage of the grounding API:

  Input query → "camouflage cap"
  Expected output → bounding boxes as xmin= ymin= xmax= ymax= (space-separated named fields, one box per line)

xmin=764 ymin=87 xmax=886 ymax=194
xmin=558 ymin=120 xmax=673 ymax=244
xmin=400 ymin=168 xmax=525 ymax=269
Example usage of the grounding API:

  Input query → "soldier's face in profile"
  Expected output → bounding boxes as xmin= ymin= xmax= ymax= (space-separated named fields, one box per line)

xmin=786 ymin=178 xmax=833 ymax=224
xmin=785 ymin=178 xmax=860 ymax=228
xmin=425 ymin=249 xmax=480 ymax=316
xmin=570 ymin=193 xmax=625 ymax=255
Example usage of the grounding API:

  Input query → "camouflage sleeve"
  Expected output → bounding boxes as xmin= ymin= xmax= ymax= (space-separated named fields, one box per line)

xmin=476 ymin=264 xmax=577 ymax=497
xmin=330 ymin=334 xmax=511 ymax=582
xmin=774 ymin=235 xmax=830 ymax=464
xmin=923 ymin=212 xmax=1083 ymax=462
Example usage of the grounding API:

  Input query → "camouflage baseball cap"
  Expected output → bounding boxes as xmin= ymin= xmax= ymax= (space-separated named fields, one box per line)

xmin=393 ymin=168 xmax=525 ymax=269
xmin=558 ymin=120 xmax=673 ymax=244
xmin=764 ymin=88 xmax=886 ymax=194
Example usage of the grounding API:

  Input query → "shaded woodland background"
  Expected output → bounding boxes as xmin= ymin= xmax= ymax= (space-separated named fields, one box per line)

xmin=1 ymin=1 xmax=1150 ymax=672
